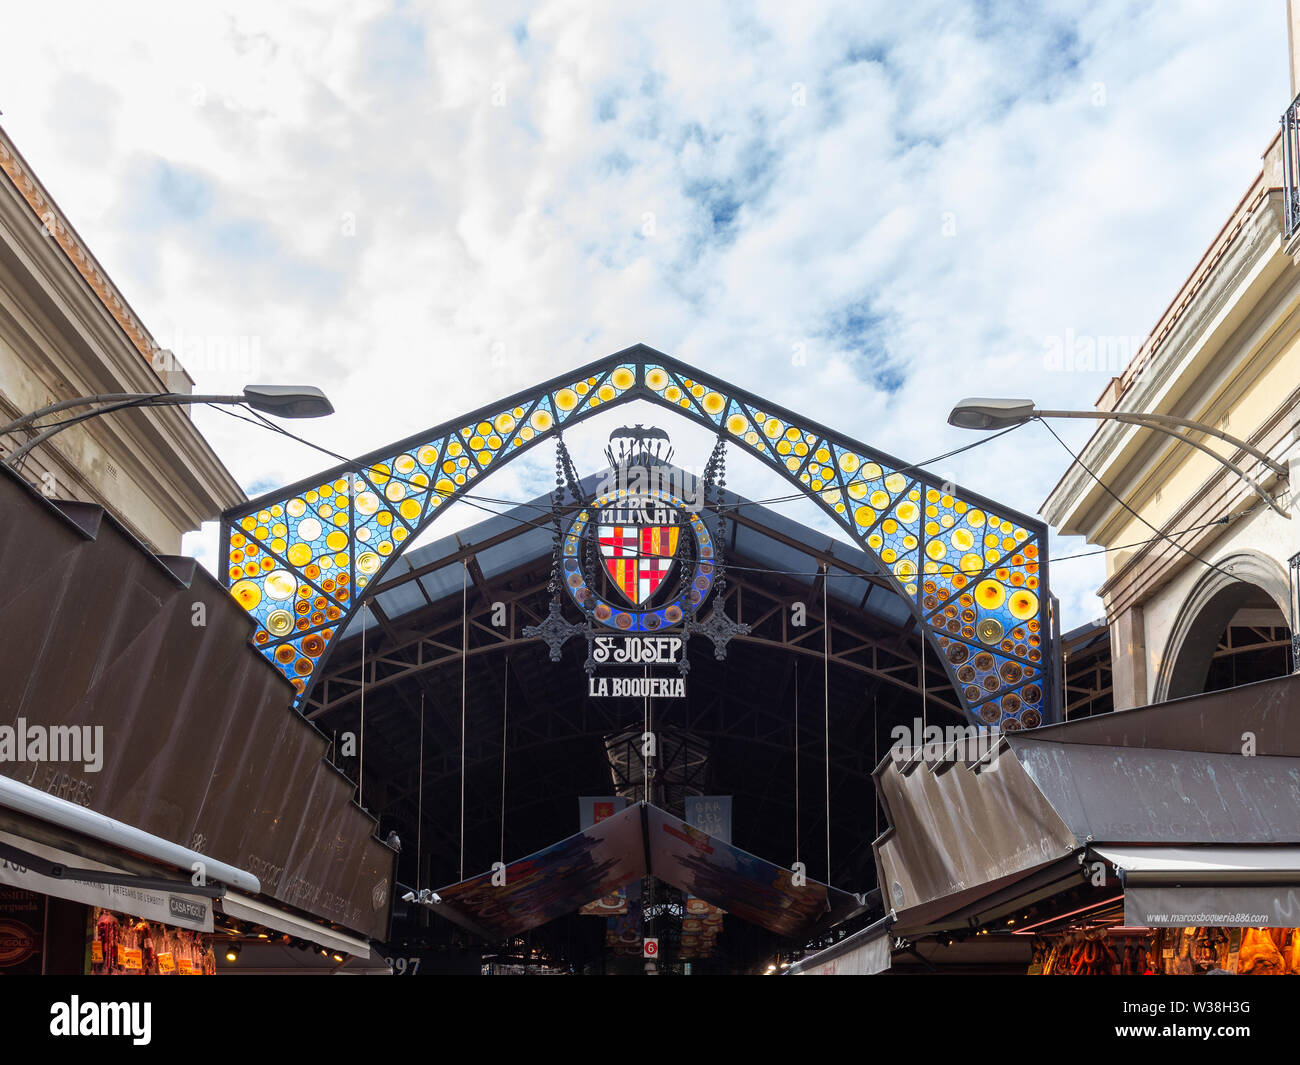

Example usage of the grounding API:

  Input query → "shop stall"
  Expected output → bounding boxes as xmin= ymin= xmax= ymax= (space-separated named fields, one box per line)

xmin=855 ymin=674 xmax=1300 ymax=974
xmin=1029 ymin=924 xmax=1300 ymax=976
xmin=88 ymin=907 xmax=216 ymax=975
xmin=0 ymin=465 xmax=395 ymax=974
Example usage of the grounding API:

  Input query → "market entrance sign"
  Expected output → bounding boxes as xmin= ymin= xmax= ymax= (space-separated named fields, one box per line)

xmin=562 ymin=486 xmax=718 ymax=635
xmin=588 ymin=637 xmax=687 ymax=698
xmin=536 ymin=424 xmax=743 ymax=699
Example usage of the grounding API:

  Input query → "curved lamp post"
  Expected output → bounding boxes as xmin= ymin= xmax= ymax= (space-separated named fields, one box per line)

xmin=0 ymin=385 xmax=333 ymax=468
xmin=947 ymin=398 xmax=1289 ymax=518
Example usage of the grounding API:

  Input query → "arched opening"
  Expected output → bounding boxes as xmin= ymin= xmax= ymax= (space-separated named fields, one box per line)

xmin=217 ymin=348 xmax=1063 ymax=972
xmin=1202 ymin=592 xmax=1293 ymax=694
xmin=1160 ymin=552 xmax=1294 ymax=700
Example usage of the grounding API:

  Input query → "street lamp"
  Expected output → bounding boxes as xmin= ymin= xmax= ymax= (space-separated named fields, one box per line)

xmin=947 ymin=398 xmax=1289 ymax=517
xmin=0 ymin=385 xmax=333 ymax=468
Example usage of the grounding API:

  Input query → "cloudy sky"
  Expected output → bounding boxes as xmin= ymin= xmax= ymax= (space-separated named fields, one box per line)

xmin=0 ymin=1 xmax=1288 ymax=627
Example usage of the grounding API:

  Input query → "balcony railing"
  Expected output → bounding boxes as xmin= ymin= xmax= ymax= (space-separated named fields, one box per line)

xmin=1283 ymin=93 xmax=1300 ymax=237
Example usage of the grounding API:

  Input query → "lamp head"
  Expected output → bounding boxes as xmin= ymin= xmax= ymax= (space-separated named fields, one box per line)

xmin=947 ymin=398 xmax=1037 ymax=431
xmin=242 ymin=385 xmax=334 ymax=419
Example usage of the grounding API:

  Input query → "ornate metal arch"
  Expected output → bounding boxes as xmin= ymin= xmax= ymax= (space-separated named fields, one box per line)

xmin=220 ymin=344 xmax=1056 ymax=728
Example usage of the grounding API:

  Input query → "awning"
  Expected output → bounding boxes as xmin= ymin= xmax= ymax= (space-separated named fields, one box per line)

xmin=1094 ymin=846 xmax=1300 ymax=927
xmin=0 ymin=466 xmax=395 ymax=940
xmin=0 ymin=829 xmax=215 ymax=932
xmin=215 ymin=943 xmax=391 ymax=975
xmin=218 ymin=891 xmax=371 ymax=959
xmin=0 ymin=773 xmax=258 ymax=893
xmin=873 ymin=681 xmax=1300 ymax=934
xmin=788 ymin=915 xmax=893 ymax=975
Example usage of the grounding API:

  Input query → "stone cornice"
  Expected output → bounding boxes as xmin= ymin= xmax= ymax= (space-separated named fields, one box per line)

xmin=0 ymin=128 xmax=161 ymax=375
xmin=0 ymin=124 xmax=245 ymax=525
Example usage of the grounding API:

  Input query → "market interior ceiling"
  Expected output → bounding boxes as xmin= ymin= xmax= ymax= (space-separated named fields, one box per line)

xmin=310 ymin=475 xmax=954 ymax=940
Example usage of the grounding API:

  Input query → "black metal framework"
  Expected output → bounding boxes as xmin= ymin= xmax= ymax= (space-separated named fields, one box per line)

xmin=1288 ymin=550 xmax=1300 ymax=668
xmin=1062 ymin=621 xmax=1114 ymax=720
xmin=313 ymin=520 xmax=922 ymax=896
xmin=221 ymin=345 xmax=1057 ymax=726
xmin=1285 ymin=92 xmax=1300 ymax=238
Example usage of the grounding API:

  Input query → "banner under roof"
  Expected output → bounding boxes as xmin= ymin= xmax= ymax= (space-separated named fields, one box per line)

xmin=424 ymin=802 xmax=869 ymax=941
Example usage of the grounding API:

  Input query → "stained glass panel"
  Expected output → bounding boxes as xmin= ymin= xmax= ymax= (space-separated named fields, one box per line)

xmin=221 ymin=347 xmax=1053 ymax=726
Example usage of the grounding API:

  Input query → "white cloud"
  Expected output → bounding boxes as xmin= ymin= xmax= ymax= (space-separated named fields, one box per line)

xmin=0 ymin=0 xmax=1287 ymax=628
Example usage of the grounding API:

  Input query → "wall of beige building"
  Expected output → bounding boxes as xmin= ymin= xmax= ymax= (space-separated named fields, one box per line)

xmin=1289 ymin=0 xmax=1300 ymax=100
xmin=1097 ymin=329 xmax=1300 ymax=707
xmin=1130 ymin=482 xmax=1297 ymax=705
xmin=1100 ymin=316 xmax=1300 ymax=568
xmin=1110 ymin=214 xmax=1300 ymax=704
xmin=1100 ymin=279 xmax=1300 ymax=710
xmin=0 ymin=125 xmax=243 ymax=554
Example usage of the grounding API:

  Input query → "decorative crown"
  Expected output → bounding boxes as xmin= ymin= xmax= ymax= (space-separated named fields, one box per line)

xmin=604 ymin=425 xmax=674 ymax=470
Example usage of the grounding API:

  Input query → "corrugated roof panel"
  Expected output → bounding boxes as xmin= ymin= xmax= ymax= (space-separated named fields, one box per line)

xmin=372 ymin=582 xmax=426 ymax=619
xmin=340 ymin=605 xmax=381 ymax=638
xmin=454 ymin=508 xmax=521 ymax=545
xmin=828 ymin=574 xmax=871 ymax=607
xmin=730 ymin=525 xmax=815 ymax=584
xmin=862 ymin=588 xmax=912 ymax=627
xmin=476 ymin=527 xmax=552 ymax=581
xmin=418 ymin=563 xmax=467 ymax=604
xmin=401 ymin=529 xmax=462 ymax=570
xmin=1012 ymin=740 xmax=1300 ymax=845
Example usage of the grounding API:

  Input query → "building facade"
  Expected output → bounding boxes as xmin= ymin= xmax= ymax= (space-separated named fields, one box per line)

xmin=1042 ymin=99 xmax=1300 ymax=710
xmin=0 ymin=124 xmax=241 ymax=552
xmin=0 ymin=124 xmax=394 ymax=974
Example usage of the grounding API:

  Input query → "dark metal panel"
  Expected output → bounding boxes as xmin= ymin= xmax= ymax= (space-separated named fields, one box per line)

xmin=1024 ymin=672 xmax=1300 ymax=756
xmin=644 ymin=804 xmax=867 ymax=938
xmin=427 ymin=802 xmax=866 ymax=942
xmin=1011 ymin=739 xmax=1300 ymax=845
xmin=872 ymin=745 xmax=1079 ymax=917
xmin=430 ymin=801 xmax=648 ymax=939
xmin=0 ymin=467 xmax=395 ymax=940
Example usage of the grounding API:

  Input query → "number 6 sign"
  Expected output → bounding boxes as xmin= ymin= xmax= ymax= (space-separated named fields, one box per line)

xmin=643 ymin=938 xmax=658 ymax=958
